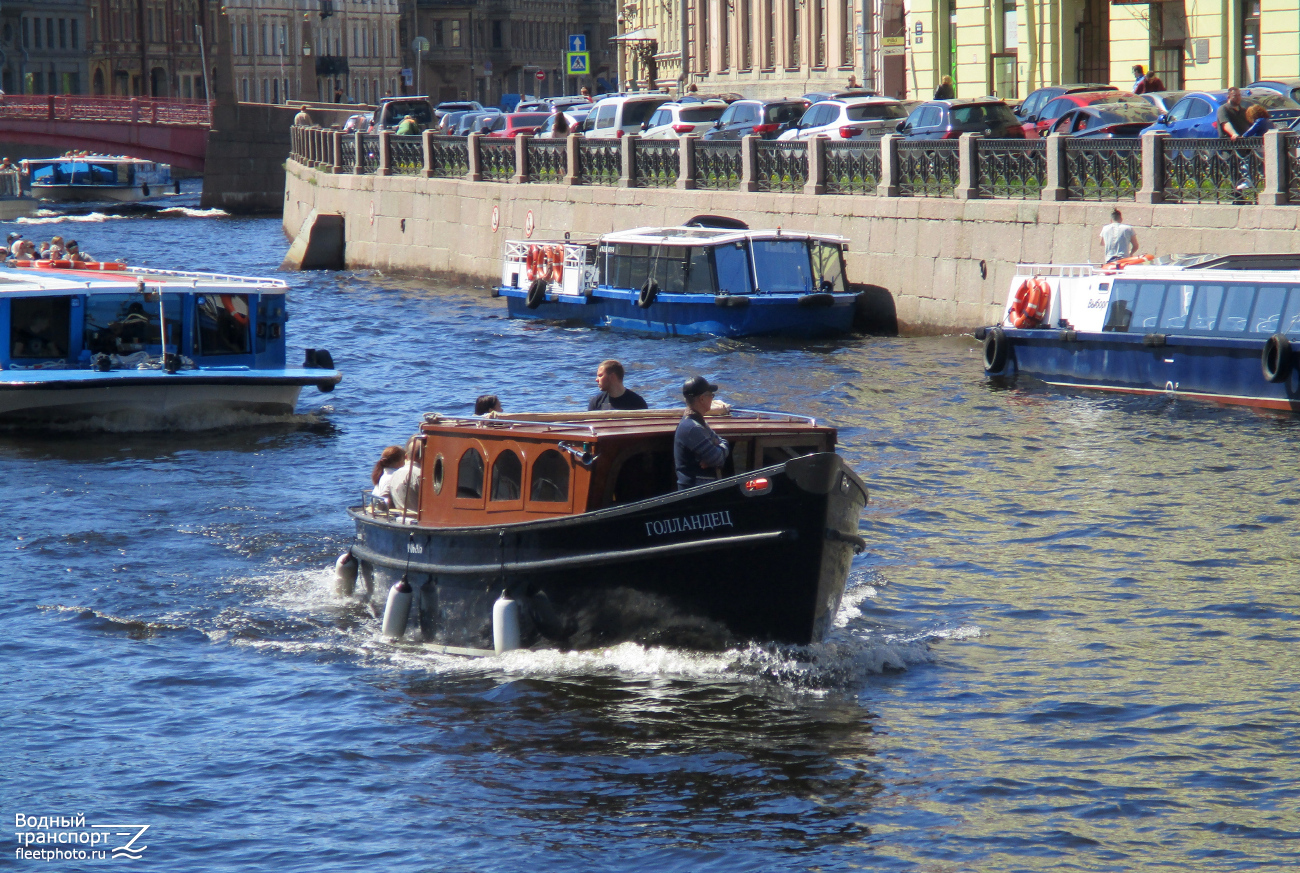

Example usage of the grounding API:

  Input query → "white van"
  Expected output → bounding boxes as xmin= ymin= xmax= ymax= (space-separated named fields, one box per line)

xmin=583 ymin=94 xmax=671 ymax=139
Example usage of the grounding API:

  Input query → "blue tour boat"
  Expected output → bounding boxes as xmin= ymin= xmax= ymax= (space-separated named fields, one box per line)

xmin=494 ymin=225 xmax=859 ymax=337
xmin=978 ymin=253 xmax=1300 ymax=411
xmin=0 ymin=259 xmax=340 ymax=424
xmin=21 ymin=155 xmax=176 ymax=202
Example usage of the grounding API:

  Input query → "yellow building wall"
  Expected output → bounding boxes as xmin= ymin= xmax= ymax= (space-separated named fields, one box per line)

xmin=906 ymin=0 xmax=939 ymax=97
xmin=1183 ymin=1 xmax=1230 ymax=90
xmin=954 ymin=0 xmax=989 ymax=97
xmin=1260 ymin=0 xmax=1300 ymax=79
xmin=1108 ymin=4 xmax=1151 ymax=89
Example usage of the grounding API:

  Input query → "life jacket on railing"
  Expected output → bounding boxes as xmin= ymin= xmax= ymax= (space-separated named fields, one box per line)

xmin=1101 ymin=253 xmax=1155 ymax=274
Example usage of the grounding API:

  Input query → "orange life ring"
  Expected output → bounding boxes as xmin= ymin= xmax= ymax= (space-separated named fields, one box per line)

xmin=220 ymin=293 xmax=250 ymax=326
xmin=11 ymin=259 xmax=33 ymax=267
xmin=35 ymin=259 xmax=72 ymax=269
xmin=525 ymin=244 xmax=543 ymax=281
xmin=1102 ymin=253 xmax=1155 ymax=273
xmin=1012 ymin=278 xmax=1051 ymax=329
xmin=1010 ymin=279 xmax=1033 ymax=320
xmin=548 ymin=245 xmax=564 ymax=283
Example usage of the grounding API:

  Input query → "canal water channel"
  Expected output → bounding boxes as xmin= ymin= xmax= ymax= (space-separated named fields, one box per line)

xmin=2 ymin=207 xmax=1296 ymax=871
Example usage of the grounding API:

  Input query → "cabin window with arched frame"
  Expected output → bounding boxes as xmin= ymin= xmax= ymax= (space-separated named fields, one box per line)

xmin=490 ymin=450 xmax=522 ymax=501
xmin=530 ymin=450 xmax=570 ymax=503
xmin=456 ymin=448 xmax=484 ymax=499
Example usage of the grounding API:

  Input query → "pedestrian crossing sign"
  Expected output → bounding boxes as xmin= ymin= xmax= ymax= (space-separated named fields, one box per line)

xmin=566 ymin=52 xmax=590 ymax=75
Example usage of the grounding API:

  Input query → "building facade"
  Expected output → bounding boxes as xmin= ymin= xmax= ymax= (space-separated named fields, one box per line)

xmin=84 ymin=1 xmax=215 ymax=98
xmin=0 ymin=1 xmax=92 ymax=95
xmin=623 ymin=0 xmax=1300 ymax=101
xmin=414 ymin=0 xmax=616 ymax=104
xmin=221 ymin=0 xmax=404 ymax=106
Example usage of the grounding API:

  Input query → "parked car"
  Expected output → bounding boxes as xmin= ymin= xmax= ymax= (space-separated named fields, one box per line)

xmin=514 ymin=100 xmax=550 ymax=113
xmin=437 ymin=111 xmax=469 ymax=133
xmin=802 ymin=89 xmax=877 ymax=103
xmin=897 ymin=98 xmax=1024 ymax=139
xmin=640 ymin=102 xmax=728 ymax=139
xmin=455 ymin=109 xmax=502 ymax=135
xmin=549 ymin=95 xmax=595 ymax=111
xmin=535 ymin=107 xmax=591 ymax=138
xmin=434 ymin=100 xmax=483 ymax=120
xmin=1137 ymin=90 xmax=1190 ymax=115
xmin=342 ymin=112 xmax=374 ymax=133
xmin=1024 ymin=91 xmax=1137 ymax=138
xmin=1045 ymin=102 xmax=1162 ymax=138
xmin=1246 ymin=78 xmax=1300 ymax=104
xmin=1015 ymin=83 xmax=1117 ymax=136
xmin=374 ymin=96 xmax=434 ymax=131
xmin=485 ymin=112 xmax=553 ymax=138
xmin=701 ymin=98 xmax=810 ymax=140
xmin=1143 ymin=88 xmax=1300 ymax=138
xmin=777 ymin=96 xmax=907 ymax=141
xmin=585 ymin=94 xmax=672 ymax=139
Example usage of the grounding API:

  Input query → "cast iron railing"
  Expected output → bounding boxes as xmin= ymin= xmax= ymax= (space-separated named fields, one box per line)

xmin=635 ymin=139 xmax=680 ymax=188
xmin=427 ymin=135 xmax=469 ymax=177
xmin=694 ymin=141 xmax=743 ymax=190
xmin=976 ymin=139 xmax=1045 ymax=200
xmin=1064 ymin=139 xmax=1142 ymax=201
xmin=897 ymin=141 xmax=959 ymax=197
xmin=1289 ymin=133 xmax=1300 ymax=204
xmin=479 ymin=139 xmax=515 ymax=182
xmin=1160 ymin=137 xmax=1263 ymax=204
xmin=525 ymin=139 xmax=567 ymax=183
xmin=357 ymin=135 xmax=380 ymax=174
xmin=576 ymin=141 xmax=621 ymax=185
xmin=339 ymin=135 xmax=356 ymax=171
xmin=823 ymin=140 xmax=881 ymax=194
xmin=389 ymin=135 xmax=423 ymax=175
xmin=754 ymin=141 xmax=808 ymax=193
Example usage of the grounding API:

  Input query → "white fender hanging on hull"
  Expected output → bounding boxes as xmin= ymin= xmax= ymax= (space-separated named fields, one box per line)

xmin=381 ymin=576 xmax=413 ymax=639
xmin=334 ymin=550 xmax=358 ymax=596
xmin=493 ymin=592 xmax=521 ymax=654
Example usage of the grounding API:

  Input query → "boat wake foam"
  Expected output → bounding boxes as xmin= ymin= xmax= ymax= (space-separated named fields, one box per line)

xmin=16 ymin=212 xmax=130 ymax=225
xmin=156 ymin=207 xmax=229 ymax=218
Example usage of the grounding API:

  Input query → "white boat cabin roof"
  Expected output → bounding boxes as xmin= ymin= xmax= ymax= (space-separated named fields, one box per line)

xmin=598 ymin=226 xmax=849 ymax=248
xmin=0 ymin=264 xmax=288 ymax=297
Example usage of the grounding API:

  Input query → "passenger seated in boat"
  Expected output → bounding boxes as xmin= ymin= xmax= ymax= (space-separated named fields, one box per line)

xmin=383 ymin=436 xmax=423 ymax=513
xmin=48 ymin=236 xmax=66 ymax=259
xmin=371 ymin=445 xmax=407 ymax=506
xmin=12 ymin=314 xmax=61 ymax=357
xmin=474 ymin=394 xmax=503 ymax=416
xmin=65 ymin=240 xmax=90 ymax=262
xmin=588 ymin=359 xmax=648 ymax=411
xmin=674 ymin=375 xmax=730 ymax=490
xmin=113 ymin=302 xmax=151 ymax=350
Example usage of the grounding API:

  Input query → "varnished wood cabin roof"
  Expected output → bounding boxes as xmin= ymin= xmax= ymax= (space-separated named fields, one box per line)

xmin=419 ymin=408 xmax=835 ymax=441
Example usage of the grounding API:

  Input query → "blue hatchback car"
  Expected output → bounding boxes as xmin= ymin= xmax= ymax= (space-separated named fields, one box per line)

xmin=1143 ymin=88 xmax=1300 ymax=137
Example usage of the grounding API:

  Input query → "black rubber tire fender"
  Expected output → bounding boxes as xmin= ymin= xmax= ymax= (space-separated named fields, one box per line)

xmin=714 ymin=295 xmax=750 ymax=307
xmin=798 ymin=292 xmax=835 ymax=308
xmin=525 ymin=278 xmax=548 ymax=309
xmin=637 ymin=279 xmax=659 ymax=309
xmin=983 ymin=326 xmax=1008 ymax=372
xmin=1262 ymin=333 xmax=1291 ymax=383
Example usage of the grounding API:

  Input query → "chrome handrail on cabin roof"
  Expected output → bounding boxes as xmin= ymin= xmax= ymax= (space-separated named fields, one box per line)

xmin=420 ymin=407 xmax=817 ymax=434
xmin=0 ymin=263 xmax=286 ymax=289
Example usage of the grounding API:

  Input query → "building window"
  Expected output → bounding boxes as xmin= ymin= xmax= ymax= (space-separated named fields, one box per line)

xmin=59 ymin=18 xmax=67 ymax=50
xmin=71 ymin=19 xmax=79 ymax=49
xmin=451 ymin=21 xmax=461 ymax=48
xmin=720 ymin=0 xmax=730 ymax=70
xmin=699 ymin=0 xmax=710 ymax=72
xmin=786 ymin=0 xmax=799 ymax=69
xmin=841 ymin=0 xmax=853 ymax=66
xmin=434 ymin=20 xmax=443 ymax=46
xmin=492 ymin=20 xmax=502 ymax=49
xmin=763 ymin=0 xmax=774 ymax=68
xmin=740 ymin=0 xmax=751 ymax=68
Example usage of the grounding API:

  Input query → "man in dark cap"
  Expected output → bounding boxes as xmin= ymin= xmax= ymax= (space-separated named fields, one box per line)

xmin=674 ymin=375 xmax=729 ymax=489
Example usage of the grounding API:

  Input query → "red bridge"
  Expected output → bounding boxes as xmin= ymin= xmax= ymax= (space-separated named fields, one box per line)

xmin=0 ymin=95 xmax=212 ymax=171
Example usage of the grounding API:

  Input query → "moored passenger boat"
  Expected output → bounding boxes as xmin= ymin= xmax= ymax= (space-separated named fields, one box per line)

xmin=20 ymin=155 xmax=175 ymax=202
xmin=0 ymin=260 xmax=340 ymax=424
xmin=344 ymin=408 xmax=869 ymax=655
xmin=978 ymin=254 xmax=1300 ymax=411
xmin=494 ymin=225 xmax=860 ymax=337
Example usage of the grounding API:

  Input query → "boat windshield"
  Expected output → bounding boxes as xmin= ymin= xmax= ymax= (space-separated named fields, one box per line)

xmin=29 ymin=162 xmax=124 ymax=186
xmin=83 ymin=293 xmax=184 ymax=354
xmin=1105 ymin=279 xmax=1300 ymax=336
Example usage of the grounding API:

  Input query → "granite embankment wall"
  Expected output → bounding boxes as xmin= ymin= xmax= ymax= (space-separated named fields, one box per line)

xmin=283 ymin=157 xmax=1300 ymax=334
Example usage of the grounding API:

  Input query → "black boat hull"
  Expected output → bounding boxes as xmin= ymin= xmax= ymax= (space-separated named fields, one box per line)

xmin=348 ymin=452 xmax=868 ymax=653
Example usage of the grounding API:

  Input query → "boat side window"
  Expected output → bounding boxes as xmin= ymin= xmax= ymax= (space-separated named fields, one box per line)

xmin=1250 ymin=285 xmax=1288 ymax=334
xmin=82 ymin=293 xmax=182 ymax=354
xmin=1218 ymin=285 xmax=1255 ymax=334
xmin=751 ymin=240 xmax=813 ymax=294
xmin=646 ymin=246 xmax=688 ymax=295
xmin=1189 ymin=284 xmax=1225 ymax=331
xmin=456 ymin=448 xmax=484 ymax=499
xmin=1128 ymin=283 xmax=1166 ymax=331
xmin=1158 ymin=284 xmax=1195 ymax=330
xmin=196 ymin=294 xmax=251 ymax=356
xmin=714 ymin=242 xmax=752 ymax=296
xmin=490 ymin=450 xmax=522 ymax=501
xmin=685 ymin=246 xmax=715 ymax=294
xmin=1103 ymin=281 xmax=1138 ymax=331
xmin=608 ymin=448 xmax=676 ymax=505
xmin=811 ymin=242 xmax=847 ymax=294
xmin=1279 ymin=288 xmax=1300 ymax=335
xmin=255 ymin=295 xmax=285 ymax=353
xmin=529 ymin=449 xmax=570 ymax=503
xmin=9 ymin=296 xmax=71 ymax=359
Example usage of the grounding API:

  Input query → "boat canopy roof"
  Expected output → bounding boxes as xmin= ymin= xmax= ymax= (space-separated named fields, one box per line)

xmin=0 ymin=264 xmax=288 ymax=296
xmin=597 ymin=226 xmax=849 ymax=248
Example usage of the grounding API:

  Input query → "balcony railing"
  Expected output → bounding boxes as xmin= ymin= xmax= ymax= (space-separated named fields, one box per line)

xmin=286 ymin=128 xmax=1300 ymax=207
